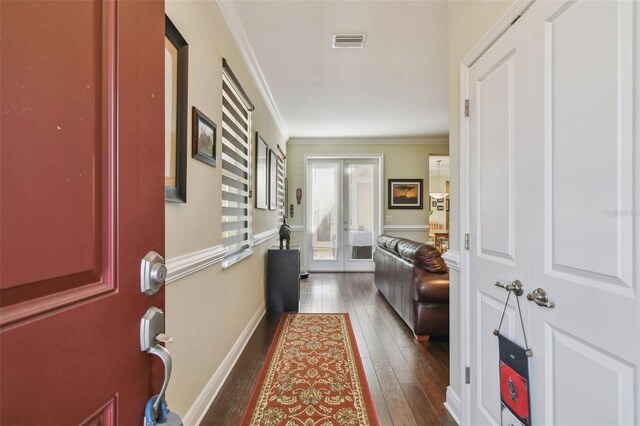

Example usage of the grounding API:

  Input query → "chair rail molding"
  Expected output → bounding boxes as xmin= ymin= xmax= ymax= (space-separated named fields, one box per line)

xmin=182 ymin=304 xmax=265 ymax=426
xmin=441 ymin=250 xmax=460 ymax=271
xmin=253 ymin=228 xmax=279 ymax=246
xmin=165 ymin=245 xmax=226 ymax=285
xmin=289 ymin=225 xmax=304 ymax=232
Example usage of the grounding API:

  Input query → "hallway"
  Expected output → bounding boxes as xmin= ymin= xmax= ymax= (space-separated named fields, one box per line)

xmin=202 ymin=273 xmax=455 ymax=425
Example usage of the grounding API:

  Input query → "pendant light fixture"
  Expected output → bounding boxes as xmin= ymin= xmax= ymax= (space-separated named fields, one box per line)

xmin=429 ymin=159 xmax=449 ymax=199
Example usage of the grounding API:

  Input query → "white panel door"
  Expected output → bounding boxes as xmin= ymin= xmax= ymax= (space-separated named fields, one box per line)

xmin=527 ymin=1 xmax=639 ymax=424
xmin=468 ymin=13 xmax=530 ymax=425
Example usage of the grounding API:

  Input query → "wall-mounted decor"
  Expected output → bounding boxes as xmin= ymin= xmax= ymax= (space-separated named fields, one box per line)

xmin=446 ymin=198 xmax=450 ymax=212
xmin=191 ymin=107 xmax=216 ymax=167
xmin=431 ymin=200 xmax=437 ymax=208
xmin=437 ymin=206 xmax=444 ymax=211
xmin=165 ymin=15 xmax=188 ymax=203
xmin=296 ymin=188 xmax=302 ymax=205
xmin=269 ymin=149 xmax=278 ymax=210
xmin=388 ymin=179 xmax=423 ymax=209
xmin=255 ymin=133 xmax=268 ymax=209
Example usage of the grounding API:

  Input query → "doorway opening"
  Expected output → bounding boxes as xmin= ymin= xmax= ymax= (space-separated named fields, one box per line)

xmin=305 ymin=155 xmax=383 ymax=272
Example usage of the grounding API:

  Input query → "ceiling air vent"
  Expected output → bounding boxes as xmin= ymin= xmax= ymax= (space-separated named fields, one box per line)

xmin=332 ymin=34 xmax=367 ymax=49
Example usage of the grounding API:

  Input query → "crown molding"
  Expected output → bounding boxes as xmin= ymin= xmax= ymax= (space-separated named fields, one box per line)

xmin=287 ymin=136 xmax=449 ymax=146
xmin=215 ymin=0 xmax=289 ymax=140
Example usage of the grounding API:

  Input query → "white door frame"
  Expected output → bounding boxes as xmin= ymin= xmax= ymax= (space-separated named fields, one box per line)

xmin=457 ymin=1 xmax=535 ymax=424
xmin=303 ymin=153 xmax=384 ymax=272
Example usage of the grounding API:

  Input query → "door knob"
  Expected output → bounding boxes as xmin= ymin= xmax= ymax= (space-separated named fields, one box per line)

xmin=527 ymin=288 xmax=554 ymax=308
xmin=494 ymin=280 xmax=524 ymax=296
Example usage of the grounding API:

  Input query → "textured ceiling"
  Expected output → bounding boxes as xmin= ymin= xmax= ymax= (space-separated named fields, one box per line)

xmin=228 ymin=0 xmax=449 ymax=139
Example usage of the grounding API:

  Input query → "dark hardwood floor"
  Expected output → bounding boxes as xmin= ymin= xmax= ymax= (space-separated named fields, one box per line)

xmin=201 ymin=272 xmax=455 ymax=425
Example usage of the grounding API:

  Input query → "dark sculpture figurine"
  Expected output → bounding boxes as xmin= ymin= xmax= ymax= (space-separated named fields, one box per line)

xmin=279 ymin=215 xmax=291 ymax=250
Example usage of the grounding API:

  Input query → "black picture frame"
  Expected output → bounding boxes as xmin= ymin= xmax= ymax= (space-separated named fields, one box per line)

xmin=255 ymin=133 xmax=268 ymax=209
xmin=446 ymin=198 xmax=450 ymax=212
xmin=437 ymin=206 xmax=445 ymax=211
xmin=165 ymin=16 xmax=188 ymax=203
xmin=388 ymin=179 xmax=424 ymax=209
xmin=268 ymin=149 xmax=278 ymax=210
xmin=192 ymin=107 xmax=216 ymax=167
xmin=431 ymin=200 xmax=437 ymax=208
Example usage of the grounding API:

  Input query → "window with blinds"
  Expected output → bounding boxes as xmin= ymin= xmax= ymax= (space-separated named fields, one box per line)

xmin=221 ymin=60 xmax=255 ymax=267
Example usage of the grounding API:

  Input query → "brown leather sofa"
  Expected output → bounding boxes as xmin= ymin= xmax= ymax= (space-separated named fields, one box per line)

xmin=374 ymin=235 xmax=449 ymax=338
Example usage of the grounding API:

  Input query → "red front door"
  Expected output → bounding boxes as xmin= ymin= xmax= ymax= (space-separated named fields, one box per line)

xmin=1 ymin=0 xmax=165 ymax=424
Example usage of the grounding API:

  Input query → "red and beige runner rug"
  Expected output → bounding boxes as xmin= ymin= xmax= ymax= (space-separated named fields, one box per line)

xmin=241 ymin=313 xmax=379 ymax=425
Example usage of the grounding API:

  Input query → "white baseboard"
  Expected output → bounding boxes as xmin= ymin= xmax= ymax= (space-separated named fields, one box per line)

xmin=444 ymin=386 xmax=462 ymax=425
xmin=182 ymin=304 xmax=266 ymax=425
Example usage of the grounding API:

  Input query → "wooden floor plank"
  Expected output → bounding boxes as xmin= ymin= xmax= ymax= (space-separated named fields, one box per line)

xmin=201 ymin=272 xmax=451 ymax=426
xmin=373 ymin=362 xmax=418 ymax=426
xmin=400 ymin=383 xmax=442 ymax=425
xmin=361 ymin=357 xmax=394 ymax=426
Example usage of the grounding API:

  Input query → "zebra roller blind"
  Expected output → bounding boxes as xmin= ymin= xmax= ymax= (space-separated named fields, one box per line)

xmin=221 ymin=60 xmax=254 ymax=267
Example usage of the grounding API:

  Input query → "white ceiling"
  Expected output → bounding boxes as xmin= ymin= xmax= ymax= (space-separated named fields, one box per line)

xmin=224 ymin=0 xmax=449 ymax=139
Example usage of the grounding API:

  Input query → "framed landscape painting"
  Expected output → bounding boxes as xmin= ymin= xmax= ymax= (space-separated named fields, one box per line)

xmin=191 ymin=107 xmax=216 ymax=167
xmin=388 ymin=179 xmax=423 ymax=209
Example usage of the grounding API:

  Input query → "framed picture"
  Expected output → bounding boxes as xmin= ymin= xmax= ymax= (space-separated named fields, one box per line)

xmin=437 ymin=206 xmax=445 ymax=211
xmin=255 ymin=133 xmax=268 ymax=209
xmin=437 ymin=198 xmax=444 ymax=203
xmin=388 ymin=179 xmax=423 ymax=209
xmin=431 ymin=200 xmax=437 ymax=208
xmin=446 ymin=198 xmax=450 ymax=212
xmin=192 ymin=107 xmax=216 ymax=167
xmin=165 ymin=16 xmax=188 ymax=203
xmin=268 ymin=149 xmax=278 ymax=210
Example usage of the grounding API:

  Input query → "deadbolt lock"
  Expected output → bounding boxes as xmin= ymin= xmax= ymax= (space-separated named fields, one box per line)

xmin=141 ymin=251 xmax=167 ymax=295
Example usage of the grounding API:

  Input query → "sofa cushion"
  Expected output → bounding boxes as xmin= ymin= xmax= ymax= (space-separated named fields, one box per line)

xmin=397 ymin=240 xmax=448 ymax=273
xmin=376 ymin=235 xmax=401 ymax=253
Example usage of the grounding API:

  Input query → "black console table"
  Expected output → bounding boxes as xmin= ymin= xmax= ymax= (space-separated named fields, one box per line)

xmin=267 ymin=247 xmax=300 ymax=312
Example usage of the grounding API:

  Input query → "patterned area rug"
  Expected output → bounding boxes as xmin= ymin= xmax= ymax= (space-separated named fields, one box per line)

xmin=241 ymin=313 xmax=379 ymax=425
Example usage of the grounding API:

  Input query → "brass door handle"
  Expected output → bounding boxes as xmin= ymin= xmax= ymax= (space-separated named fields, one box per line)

xmin=527 ymin=288 xmax=554 ymax=308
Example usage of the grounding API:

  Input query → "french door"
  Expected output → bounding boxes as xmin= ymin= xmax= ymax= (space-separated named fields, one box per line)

xmin=467 ymin=0 xmax=640 ymax=424
xmin=306 ymin=158 xmax=380 ymax=272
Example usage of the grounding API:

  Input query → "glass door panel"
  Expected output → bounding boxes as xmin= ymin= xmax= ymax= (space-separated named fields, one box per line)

xmin=343 ymin=161 xmax=377 ymax=271
xmin=307 ymin=160 xmax=343 ymax=271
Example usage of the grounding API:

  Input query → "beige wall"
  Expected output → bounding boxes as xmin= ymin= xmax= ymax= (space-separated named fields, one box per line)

xmin=164 ymin=0 xmax=286 ymax=417
xmin=286 ymin=140 xmax=448 ymax=270
xmin=448 ymin=0 xmax=515 ymax=403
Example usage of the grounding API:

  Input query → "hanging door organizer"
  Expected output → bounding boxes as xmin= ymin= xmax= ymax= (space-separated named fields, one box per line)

xmin=494 ymin=280 xmax=533 ymax=426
